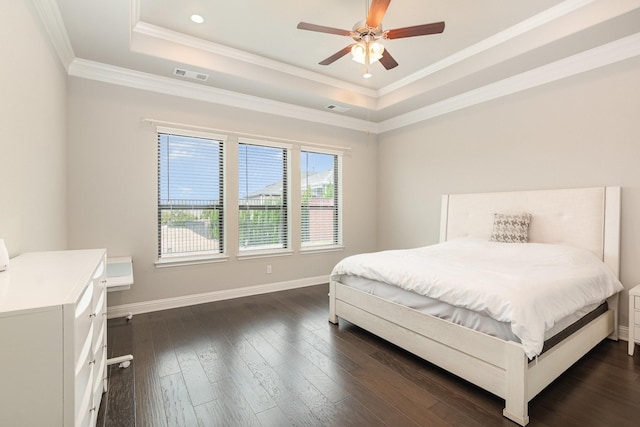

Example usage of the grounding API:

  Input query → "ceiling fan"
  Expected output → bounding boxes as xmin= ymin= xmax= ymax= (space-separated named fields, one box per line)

xmin=297 ymin=0 xmax=445 ymax=78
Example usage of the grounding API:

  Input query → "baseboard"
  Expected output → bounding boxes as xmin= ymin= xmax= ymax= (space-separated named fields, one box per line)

xmin=107 ymin=275 xmax=328 ymax=319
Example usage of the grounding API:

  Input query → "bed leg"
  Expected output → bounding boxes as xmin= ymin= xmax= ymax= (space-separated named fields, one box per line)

xmin=328 ymin=281 xmax=338 ymax=324
xmin=503 ymin=344 xmax=530 ymax=426
xmin=606 ymin=293 xmax=619 ymax=340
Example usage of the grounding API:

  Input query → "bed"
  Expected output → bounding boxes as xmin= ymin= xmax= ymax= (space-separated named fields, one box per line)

xmin=328 ymin=186 xmax=622 ymax=426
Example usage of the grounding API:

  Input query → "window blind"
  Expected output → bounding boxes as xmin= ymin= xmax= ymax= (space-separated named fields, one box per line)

xmin=238 ymin=142 xmax=288 ymax=251
xmin=158 ymin=133 xmax=224 ymax=258
xmin=301 ymin=150 xmax=340 ymax=248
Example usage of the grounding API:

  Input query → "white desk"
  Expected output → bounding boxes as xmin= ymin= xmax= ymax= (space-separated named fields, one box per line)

xmin=106 ymin=256 xmax=133 ymax=292
xmin=106 ymin=257 xmax=134 ymax=368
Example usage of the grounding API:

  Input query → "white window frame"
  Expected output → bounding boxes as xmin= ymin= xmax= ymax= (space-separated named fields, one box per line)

xmin=237 ymin=137 xmax=293 ymax=259
xmin=155 ymin=126 xmax=228 ymax=267
xmin=300 ymin=146 xmax=343 ymax=253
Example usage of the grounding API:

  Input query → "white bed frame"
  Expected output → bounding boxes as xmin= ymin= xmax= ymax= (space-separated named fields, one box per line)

xmin=329 ymin=186 xmax=621 ymax=425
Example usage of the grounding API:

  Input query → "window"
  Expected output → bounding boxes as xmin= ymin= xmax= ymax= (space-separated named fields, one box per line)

xmin=238 ymin=139 xmax=290 ymax=253
xmin=157 ymin=129 xmax=225 ymax=259
xmin=301 ymin=150 xmax=341 ymax=248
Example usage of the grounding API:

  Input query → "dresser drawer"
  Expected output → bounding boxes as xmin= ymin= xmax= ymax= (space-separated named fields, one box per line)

xmin=74 ymin=283 xmax=94 ymax=361
xmin=94 ymin=347 xmax=107 ymax=385
xmin=93 ymin=317 xmax=106 ymax=357
xmin=93 ymin=259 xmax=105 ymax=280
xmin=76 ymin=323 xmax=93 ymax=370
xmin=92 ymin=293 xmax=107 ymax=355
xmin=93 ymin=277 xmax=107 ymax=314
xmin=635 ymin=295 xmax=640 ymax=310
xmin=93 ymin=348 xmax=107 ymax=410
xmin=93 ymin=279 xmax=106 ymax=311
xmin=75 ymin=352 xmax=94 ymax=427
xmin=92 ymin=258 xmax=107 ymax=322
xmin=77 ymin=403 xmax=92 ymax=427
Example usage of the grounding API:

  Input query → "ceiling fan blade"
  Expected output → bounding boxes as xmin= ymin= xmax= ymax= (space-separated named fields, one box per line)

xmin=319 ymin=45 xmax=354 ymax=65
xmin=385 ymin=21 xmax=445 ymax=39
xmin=297 ymin=22 xmax=351 ymax=36
xmin=379 ymin=49 xmax=399 ymax=70
xmin=366 ymin=0 xmax=391 ymax=28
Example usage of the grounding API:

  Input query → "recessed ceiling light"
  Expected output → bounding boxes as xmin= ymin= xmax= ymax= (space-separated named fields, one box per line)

xmin=191 ymin=14 xmax=204 ymax=24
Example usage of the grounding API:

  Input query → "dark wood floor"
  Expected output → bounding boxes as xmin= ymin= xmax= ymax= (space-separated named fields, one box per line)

xmin=97 ymin=284 xmax=640 ymax=427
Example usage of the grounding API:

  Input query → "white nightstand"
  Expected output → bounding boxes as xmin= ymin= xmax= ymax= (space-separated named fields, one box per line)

xmin=629 ymin=285 xmax=640 ymax=356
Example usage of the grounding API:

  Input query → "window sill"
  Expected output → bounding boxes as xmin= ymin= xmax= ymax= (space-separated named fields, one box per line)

xmin=155 ymin=254 xmax=229 ymax=268
xmin=300 ymin=245 xmax=345 ymax=254
xmin=237 ymin=249 xmax=294 ymax=260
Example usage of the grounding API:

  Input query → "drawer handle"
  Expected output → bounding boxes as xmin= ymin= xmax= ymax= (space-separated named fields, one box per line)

xmin=101 ymin=279 xmax=107 ymax=284
xmin=90 ymin=406 xmax=96 ymax=413
xmin=89 ymin=313 xmax=96 ymax=318
xmin=89 ymin=359 xmax=96 ymax=366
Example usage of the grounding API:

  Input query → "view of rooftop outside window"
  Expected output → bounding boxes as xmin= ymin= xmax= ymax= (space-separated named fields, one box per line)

xmin=301 ymin=151 xmax=340 ymax=248
xmin=238 ymin=142 xmax=289 ymax=252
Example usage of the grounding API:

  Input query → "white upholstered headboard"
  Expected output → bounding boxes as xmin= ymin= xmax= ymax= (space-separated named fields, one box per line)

xmin=439 ymin=187 xmax=621 ymax=277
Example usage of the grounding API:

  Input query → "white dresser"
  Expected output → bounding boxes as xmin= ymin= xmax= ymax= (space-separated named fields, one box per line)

xmin=0 ymin=249 xmax=107 ymax=426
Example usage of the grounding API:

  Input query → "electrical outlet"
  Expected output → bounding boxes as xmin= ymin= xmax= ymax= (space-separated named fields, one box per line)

xmin=266 ymin=265 xmax=272 ymax=274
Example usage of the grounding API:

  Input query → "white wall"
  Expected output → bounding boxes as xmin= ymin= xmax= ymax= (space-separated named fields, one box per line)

xmin=10 ymin=0 xmax=637 ymax=331
xmin=377 ymin=56 xmax=640 ymax=328
xmin=66 ymin=78 xmax=378 ymax=307
xmin=0 ymin=2 xmax=68 ymax=256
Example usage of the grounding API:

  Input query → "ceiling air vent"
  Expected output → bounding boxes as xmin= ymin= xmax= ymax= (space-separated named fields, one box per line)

xmin=325 ymin=104 xmax=349 ymax=113
xmin=173 ymin=68 xmax=209 ymax=82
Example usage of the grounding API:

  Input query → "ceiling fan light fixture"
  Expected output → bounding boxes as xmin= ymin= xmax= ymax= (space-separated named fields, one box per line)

xmin=369 ymin=41 xmax=384 ymax=63
xmin=363 ymin=71 xmax=372 ymax=79
xmin=370 ymin=41 xmax=384 ymax=58
xmin=297 ymin=0 xmax=445 ymax=75
xmin=350 ymin=41 xmax=384 ymax=64
xmin=351 ymin=43 xmax=367 ymax=64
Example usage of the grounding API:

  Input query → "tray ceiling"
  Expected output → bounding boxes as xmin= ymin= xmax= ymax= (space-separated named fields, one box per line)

xmin=48 ymin=0 xmax=640 ymax=131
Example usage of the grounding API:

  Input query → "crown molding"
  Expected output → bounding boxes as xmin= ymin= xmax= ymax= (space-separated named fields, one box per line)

xmin=67 ymin=30 xmax=640 ymax=136
xmin=30 ymin=0 xmax=75 ymax=70
xmin=128 ymin=0 xmax=599 ymax=100
xmin=378 ymin=31 xmax=640 ymax=133
xmin=131 ymin=20 xmax=377 ymax=99
xmin=378 ymin=0 xmax=597 ymax=96
xmin=68 ymin=58 xmax=377 ymax=133
xmin=35 ymin=0 xmax=640 ymax=135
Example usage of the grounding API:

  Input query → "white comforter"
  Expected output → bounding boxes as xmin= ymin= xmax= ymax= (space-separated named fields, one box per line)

xmin=331 ymin=238 xmax=623 ymax=358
